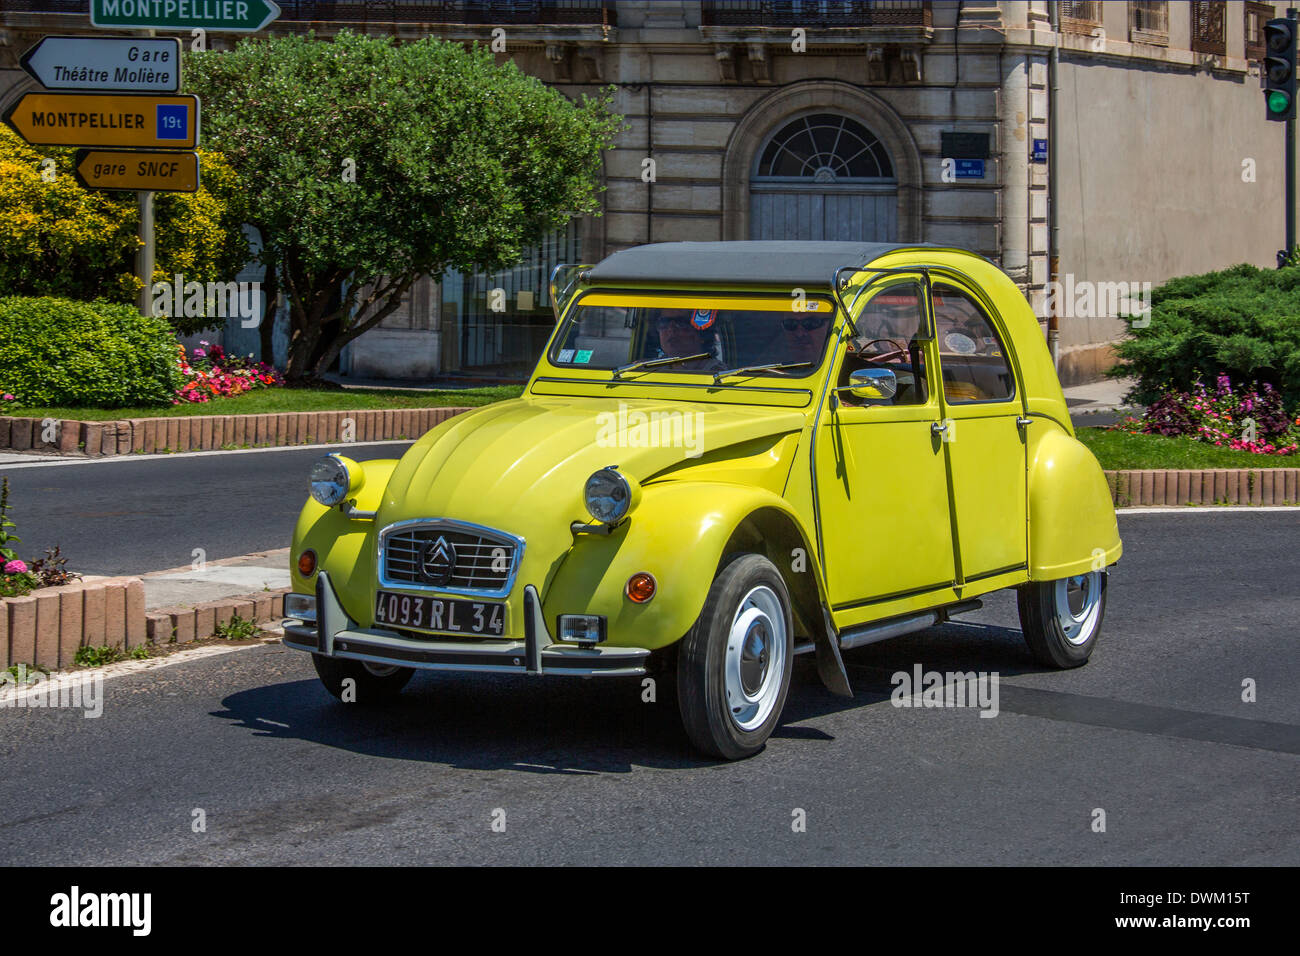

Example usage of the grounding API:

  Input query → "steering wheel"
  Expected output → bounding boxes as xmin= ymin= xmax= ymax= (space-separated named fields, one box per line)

xmin=857 ymin=338 xmax=909 ymax=363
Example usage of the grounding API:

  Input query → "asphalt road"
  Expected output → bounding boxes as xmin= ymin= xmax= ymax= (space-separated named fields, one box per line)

xmin=0 ymin=511 xmax=1295 ymax=865
xmin=1 ymin=443 xmax=409 ymax=575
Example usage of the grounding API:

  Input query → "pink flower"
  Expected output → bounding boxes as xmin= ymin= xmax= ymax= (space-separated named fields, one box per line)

xmin=3 ymin=559 xmax=27 ymax=574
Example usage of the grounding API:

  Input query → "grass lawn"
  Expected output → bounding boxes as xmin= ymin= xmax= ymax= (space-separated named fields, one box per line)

xmin=7 ymin=385 xmax=524 ymax=421
xmin=1077 ymin=426 xmax=1300 ymax=470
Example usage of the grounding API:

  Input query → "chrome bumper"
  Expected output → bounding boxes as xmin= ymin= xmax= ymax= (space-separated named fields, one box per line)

xmin=282 ymin=571 xmax=650 ymax=678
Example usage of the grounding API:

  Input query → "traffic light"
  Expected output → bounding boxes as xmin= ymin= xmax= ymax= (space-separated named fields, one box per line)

xmin=1264 ymin=18 xmax=1297 ymax=122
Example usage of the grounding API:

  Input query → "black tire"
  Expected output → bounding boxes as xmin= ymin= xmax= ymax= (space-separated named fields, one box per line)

xmin=312 ymin=654 xmax=414 ymax=704
xmin=677 ymin=553 xmax=794 ymax=760
xmin=1017 ymin=570 xmax=1108 ymax=669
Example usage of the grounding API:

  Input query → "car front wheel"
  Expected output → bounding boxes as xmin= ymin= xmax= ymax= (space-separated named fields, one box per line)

xmin=1017 ymin=570 xmax=1107 ymax=668
xmin=312 ymin=655 xmax=414 ymax=704
xmin=677 ymin=554 xmax=794 ymax=760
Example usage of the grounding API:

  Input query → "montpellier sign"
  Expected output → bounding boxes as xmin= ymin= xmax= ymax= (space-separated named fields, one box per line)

xmin=2 ymin=92 xmax=199 ymax=149
xmin=20 ymin=35 xmax=181 ymax=93
xmin=90 ymin=0 xmax=282 ymax=33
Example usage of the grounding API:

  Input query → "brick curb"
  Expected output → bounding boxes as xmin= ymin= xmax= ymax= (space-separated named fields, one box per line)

xmin=1104 ymin=469 xmax=1300 ymax=507
xmin=3 ymin=576 xmax=290 ymax=670
xmin=0 ymin=406 xmax=473 ymax=457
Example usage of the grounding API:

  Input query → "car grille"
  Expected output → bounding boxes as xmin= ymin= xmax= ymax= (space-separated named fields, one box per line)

xmin=379 ymin=522 xmax=521 ymax=596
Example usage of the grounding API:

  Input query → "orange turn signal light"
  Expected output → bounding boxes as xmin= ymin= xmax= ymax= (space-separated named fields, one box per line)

xmin=625 ymin=572 xmax=657 ymax=604
xmin=297 ymin=550 xmax=317 ymax=577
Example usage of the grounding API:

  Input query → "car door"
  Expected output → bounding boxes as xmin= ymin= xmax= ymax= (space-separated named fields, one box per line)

xmin=814 ymin=275 xmax=956 ymax=621
xmin=930 ymin=280 xmax=1028 ymax=583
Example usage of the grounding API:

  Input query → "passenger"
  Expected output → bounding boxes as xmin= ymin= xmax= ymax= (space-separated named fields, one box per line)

xmin=654 ymin=309 xmax=722 ymax=370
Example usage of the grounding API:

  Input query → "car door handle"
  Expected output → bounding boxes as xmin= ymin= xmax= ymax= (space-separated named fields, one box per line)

xmin=931 ymin=421 xmax=948 ymax=436
xmin=1016 ymin=417 xmax=1032 ymax=427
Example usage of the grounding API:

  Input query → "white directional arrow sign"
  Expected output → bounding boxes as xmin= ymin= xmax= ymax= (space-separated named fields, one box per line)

xmin=20 ymin=35 xmax=182 ymax=93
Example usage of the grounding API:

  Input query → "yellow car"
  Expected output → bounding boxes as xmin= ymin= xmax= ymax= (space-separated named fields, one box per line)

xmin=283 ymin=241 xmax=1121 ymax=760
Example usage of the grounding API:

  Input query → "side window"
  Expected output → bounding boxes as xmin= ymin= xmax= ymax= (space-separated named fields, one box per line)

xmin=839 ymin=281 xmax=928 ymax=406
xmin=931 ymin=284 xmax=1015 ymax=403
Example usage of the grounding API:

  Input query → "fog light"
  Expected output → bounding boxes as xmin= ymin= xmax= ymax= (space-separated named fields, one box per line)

xmin=558 ymin=614 xmax=606 ymax=645
xmin=285 ymin=592 xmax=316 ymax=622
xmin=625 ymin=572 xmax=656 ymax=604
xmin=297 ymin=549 xmax=317 ymax=576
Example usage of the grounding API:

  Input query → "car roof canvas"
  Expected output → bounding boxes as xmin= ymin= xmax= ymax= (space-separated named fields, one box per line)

xmin=585 ymin=240 xmax=928 ymax=288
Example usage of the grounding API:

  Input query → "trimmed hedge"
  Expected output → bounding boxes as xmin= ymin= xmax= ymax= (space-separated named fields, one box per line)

xmin=0 ymin=296 xmax=183 ymax=408
xmin=1111 ymin=263 xmax=1300 ymax=409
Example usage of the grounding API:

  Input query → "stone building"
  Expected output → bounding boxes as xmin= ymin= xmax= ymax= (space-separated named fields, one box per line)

xmin=0 ymin=1 xmax=1286 ymax=384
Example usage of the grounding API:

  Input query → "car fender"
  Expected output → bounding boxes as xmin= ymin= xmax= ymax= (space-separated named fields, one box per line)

xmin=542 ymin=480 xmax=825 ymax=652
xmin=1026 ymin=427 xmax=1122 ymax=580
xmin=290 ymin=459 xmax=399 ymax=620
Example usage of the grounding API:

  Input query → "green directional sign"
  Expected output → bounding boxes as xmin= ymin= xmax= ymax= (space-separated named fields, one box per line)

xmin=90 ymin=0 xmax=282 ymax=33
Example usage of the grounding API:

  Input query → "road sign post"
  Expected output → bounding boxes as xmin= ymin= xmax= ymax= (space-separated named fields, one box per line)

xmin=20 ymin=35 xmax=181 ymax=93
xmin=2 ymin=92 xmax=199 ymax=150
xmin=90 ymin=0 xmax=281 ymax=32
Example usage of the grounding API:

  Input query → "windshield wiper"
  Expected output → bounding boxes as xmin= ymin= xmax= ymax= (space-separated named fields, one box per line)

xmin=611 ymin=352 xmax=712 ymax=380
xmin=712 ymin=361 xmax=813 ymax=384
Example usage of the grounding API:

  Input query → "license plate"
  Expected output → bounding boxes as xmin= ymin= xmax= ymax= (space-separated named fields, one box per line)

xmin=373 ymin=590 xmax=505 ymax=637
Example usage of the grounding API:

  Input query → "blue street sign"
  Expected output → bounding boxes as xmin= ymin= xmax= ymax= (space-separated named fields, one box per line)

xmin=1032 ymin=139 xmax=1048 ymax=163
xmin=954 ymin=159 xmax=985 ymax=179
xmin=156 ymin=103 xmax=188 ymax=140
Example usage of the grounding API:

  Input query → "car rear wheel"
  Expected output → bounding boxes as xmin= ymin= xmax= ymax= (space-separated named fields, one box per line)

xmin=312 ymin=655 xmax=414 ymax=704
xmin=677 ymin=554 xmax=793 ymax=760
xmin=1017 ymin=570 xmax=1107 ymax=668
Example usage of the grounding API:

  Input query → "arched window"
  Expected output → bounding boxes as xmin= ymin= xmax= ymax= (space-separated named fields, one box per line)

xmin=749 ymin=112 xmax=898 ymax=242
xmin=754 ymin=113 xmax=895 ymax=183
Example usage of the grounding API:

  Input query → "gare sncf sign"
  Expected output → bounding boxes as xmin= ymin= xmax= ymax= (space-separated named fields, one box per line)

xmin=90 ymin=0 xmax=282 ymax=33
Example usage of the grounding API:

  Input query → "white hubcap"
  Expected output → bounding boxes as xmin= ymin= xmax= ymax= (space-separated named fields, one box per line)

xmin=723 ymin=586 xmax=787 ymax=732
xmin=1054 ymin=571 xmax=1103 ymax=646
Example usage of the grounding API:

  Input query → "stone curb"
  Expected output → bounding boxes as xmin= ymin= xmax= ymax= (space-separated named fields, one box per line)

xmin=3 ymin=575 xmax=290 ymax=671
xmin=1104 ymin=469 xmax=1300 ymax=507
xmin=0 ymin=406 xmax=473 ymax=457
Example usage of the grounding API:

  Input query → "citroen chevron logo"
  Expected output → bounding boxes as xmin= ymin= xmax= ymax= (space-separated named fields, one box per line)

xmin=421 ymin=535 xmax=457 ymax=587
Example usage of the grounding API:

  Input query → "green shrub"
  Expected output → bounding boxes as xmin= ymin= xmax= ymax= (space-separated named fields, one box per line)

xmin=0 ymin=296 xmax=184 ymax=408
xmin=1111 ymin=263 xmax=1300 ymax=409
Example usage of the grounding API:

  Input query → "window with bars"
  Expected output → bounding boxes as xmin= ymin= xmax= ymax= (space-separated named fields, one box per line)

xmin=1190 ymin=0 xmax=1227 ymax=56
xmin=1129 ymin=1 xmax=1169 ymax=46
xmin=1245 ymin=1 xmax=1276 ymax=60
xmin=1059 ymin=1 xmax=1103 ymax=36
xmin=700 ymin=1 xmax=931 ymax=28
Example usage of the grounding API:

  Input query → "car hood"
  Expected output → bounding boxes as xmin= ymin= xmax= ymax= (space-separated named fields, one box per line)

xmin=377 ymin=396 xmax=806 ymax=529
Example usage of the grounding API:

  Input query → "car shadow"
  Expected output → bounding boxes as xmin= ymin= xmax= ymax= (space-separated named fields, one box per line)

xmin=212 ymin=619 xmax=1045 ymax=772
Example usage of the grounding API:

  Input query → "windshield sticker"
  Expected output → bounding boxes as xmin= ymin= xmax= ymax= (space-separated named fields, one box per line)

xmin=575 ymin=349 xmax=594 ymax=364
xmin=944 ymin=332 xmax=978 ymax=355
xmin=558 ymin=349 xmax=575 ymax=363
xmin=692 ymin=309 xmax=717 ymax=330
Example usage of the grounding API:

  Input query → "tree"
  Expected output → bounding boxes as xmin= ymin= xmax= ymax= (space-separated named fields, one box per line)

xmin=184 ymin=30 xmax=620 ymax=382
xmin=0 ymin=125 xmax=250 ymax=321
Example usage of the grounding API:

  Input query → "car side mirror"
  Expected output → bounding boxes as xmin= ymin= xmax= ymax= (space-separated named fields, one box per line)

xmin=848 ymin=367 xmax=897 ymax=401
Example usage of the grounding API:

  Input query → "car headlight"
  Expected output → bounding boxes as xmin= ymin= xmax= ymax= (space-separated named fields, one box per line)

xmin=310 ymin=455 xmax=361 ymax=507
xmin=583 ymin=465 xmax=641 ymax=525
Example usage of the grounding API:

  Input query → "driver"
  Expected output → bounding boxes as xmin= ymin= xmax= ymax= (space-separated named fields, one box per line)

xmin=780 ymin=311 xmax=831 ymax=366
xmin=654 ymin=309 xmax=721 ymax=370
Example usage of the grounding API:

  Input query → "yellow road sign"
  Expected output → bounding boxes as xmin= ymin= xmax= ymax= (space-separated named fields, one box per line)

xmin=2 ymin=92 xmax=198 ymax=149
xmin=74 ymin=149 xmax=199 ymax=192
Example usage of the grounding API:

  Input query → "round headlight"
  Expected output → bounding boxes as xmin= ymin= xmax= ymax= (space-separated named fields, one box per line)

xmin=310 ymin=455 xmax=359 ymax=507
xmin=584 ymin=466 xmax=640 ymax=525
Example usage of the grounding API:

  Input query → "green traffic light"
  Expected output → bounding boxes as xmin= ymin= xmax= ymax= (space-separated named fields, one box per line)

xmin=1269 ymin=90 xmax=1292 ymax=114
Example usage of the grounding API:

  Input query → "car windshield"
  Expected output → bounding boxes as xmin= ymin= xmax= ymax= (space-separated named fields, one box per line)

xmin=548 ymin=292 xmax=838 ymax=377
